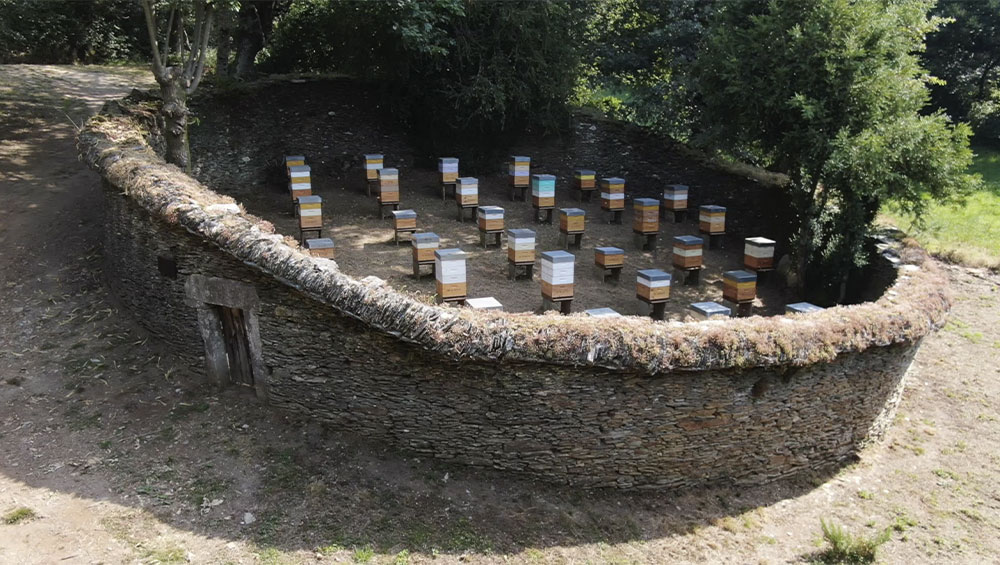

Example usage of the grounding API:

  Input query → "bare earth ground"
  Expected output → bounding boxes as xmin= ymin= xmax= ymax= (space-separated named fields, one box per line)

xmin=1 ymin=65 xmax=999 ymax=565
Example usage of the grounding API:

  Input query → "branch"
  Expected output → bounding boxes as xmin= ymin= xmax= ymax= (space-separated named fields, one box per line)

xmin=161 ymin=2 xmax=176 ymax=65
xmin=184 ymin=1 xmax=204 ymax=77
xmin=140 ymin=0 xmax=166 ymax=79
xmin=187 ymin=6 xmax=215 ymax=95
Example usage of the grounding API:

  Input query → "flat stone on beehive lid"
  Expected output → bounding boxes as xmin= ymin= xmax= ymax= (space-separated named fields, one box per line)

xmin=674 ymin=235 xmax=703 ymax=246
xmin=786 ymin=302 xmax=824 ymax=314
xmin=297 ymin=195 xmax=321 ymax=205
xmin=595 ymin=246 xmax=624 ymax=255
xmin=723 ymin=269 xmax=757 ymax=283
xmin=585 ymin=307 xmax=621 ymax=317
xmin=637 ymin=269 xmax=671 ymax=283
xmin=541 ymin=250 xmax=574 ymax=264
xmin=412 ymin=232 xmax=439 ymax=245
xmin=690 ymin=301 xmax=731 ymax=319
xmin=507 ymin=228 xmax=535 ymax=239
xmin=466 ymin=297 xmax=503 ymax=311
xmin=700 ymin=204 xmax=726 ymax=213
xmin=746 ymin=236 xmax=775 ymax=248
xmin=305 ymin=237 xmax=335 ymax=250
xmin=560 ymin=207 xmax=585 ymax=216
xmin=285 ymin=155 xmax=305 ymax=164
xmin=434 ymin=248 xmax=467 ymax=261
xmin=634 ymin=198 xmax=658 ymax=207
xmin=392 ymin=209 xmax=417 ymax=219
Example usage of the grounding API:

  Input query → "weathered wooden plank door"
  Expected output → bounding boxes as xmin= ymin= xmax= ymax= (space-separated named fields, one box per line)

xmin=219 ymin=306 xmax=254 ymax=387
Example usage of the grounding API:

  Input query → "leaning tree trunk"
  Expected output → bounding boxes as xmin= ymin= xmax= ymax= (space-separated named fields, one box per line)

xmin=158 ymin=69 xmax=190 ymax=172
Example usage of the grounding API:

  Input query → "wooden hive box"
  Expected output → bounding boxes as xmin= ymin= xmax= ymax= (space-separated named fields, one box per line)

xmin=632 ymin=198 xmax=660 ymax=234
xmin=507 ymin=228 xmax=535 ymax=263
xmin=689 ymin=301 xmax=731 ymax=320
xmin=540 ymin=250 xmax=575 ymax=299
xmin=297 ymin=195 xmax=322 ymax=229
xmin=722 ymin=269 xmax=757 ymax=303
xmin=455 ymin=177 xmax=479 ymax=206
xmin=392 ymin=209 xmax=417 ymax=231
xmin=744 ymin=236 xmax=776 ymax=270
xmin=439 ymin=157 xmax=459 ymax=184
xmin=600 ymin=177 xmax=626 ymax=211
xmin=304 ymin=237 xmax=335 ymax=259
xmin=786 ymin=302 xmax=824 ymax=314
xmin=559 ymin=208 xmax=585 ymax=233
xmin=574 ymin=169 xmax=596 ymax=190
xmin=289 ymin=181 xmax=312 ymax=201
xmin=594 ymin=246 xmax=624 ymax=268
xmin=477 ymin=206 xmax=505 ymax=232
xmin=364 ymin=153 xmax=383 ymax=180
xmin=531 ymin=174 xmax=556 ymax=208
xmin=672 ymin=235 xmax=704 ymax=269
xmin=285 ymin=155 xmax=306 ymax=175
xmin=585 ymin=307 xmax=622 ymax=317
xmin=699 ymin=205 xmax=726 ymax=235
xmin=509 ymin=155 xmax=530 ymax=187
xmin=412 ymin=232 xmax=440 ymax=262
xmin=378 ymin=168 xmax=400 ymax=203
xmin=466 ymin=297 xmax=503 ymax=311
xmin=663 ymin=184 xmax=689 ymax=210
xmin=636 ymin=269 xmax=671 ymax=302
xmin=288 ymin=164 xmax=312 ymax=199
xmin=434 ymin=248 xmax=468 ymax=299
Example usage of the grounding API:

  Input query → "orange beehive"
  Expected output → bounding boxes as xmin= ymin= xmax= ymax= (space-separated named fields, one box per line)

xmin=304 ymin=237 xmax=335 ymax=259
xmin=699 ymin=205 xmax=726 ymax=235
xmin=672 ymin=235 xmax=703 ymax=269
xmin=559 ymin=208 xmax=585 ymax=233
xmin=632 ymin=198 xmax=659 ymax=234
xmin=594 ymin=246 xmax=624 ymax=268
xmin=600 ymin=177 xmax=625 ymax=211
xmin=412 ymin=232 xmax=439 ymax=263
xmin=722 ymin=270 xmax=757 ymax=302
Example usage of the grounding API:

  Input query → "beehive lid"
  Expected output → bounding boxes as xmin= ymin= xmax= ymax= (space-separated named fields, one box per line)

xmin=477 ymin=206 xmax=504 ymax=215
xmin=634 ymin=198 xmax=658 ymax=207
xmin=595 ymin=246 xmax=624 ymax=255
xmin=560 ymin=208 xmax=585 ymax=216
xmin=585 ymin=307 xmax=622 ymax=317
xmin=439 ymin=157 xmax=458 ymax=164
xmin=786 ymin=302 xmax=824 ymax=314
xmin=575 ymin=169 xmax=595 ymax=176
xmin=297 ymin=195 xmax=321 ymax=205
xmin=305 ymin=237 xmax=335 ymax=249
xmin=285 ymin=155 xmax=305 ymax=162
xmin=288 ymin=165 xmax=310 ymax=174
xmin=507 ymin=228 xmax=535 ymax=239
xmin=532 ymin=174 xmax=556 ymax=181
xmin=673 ymin=235 xmax=703 ymax=246
xmin=723 ymin=270 xmax=757 ymax=283
xmin=700 ymin=204 xmax=726 ymax=213
xmin=364 ymin=153 xmax=383 ymax=160
xmin=510 ymin=155 xmax=530 ymax=162
xmin=690 ymin=302 xmax=731 ymax=317
xmin=637 ymin=269 xmax=671 ymax=282
xmin=746 ymin=236 xmax=776 ymax=247
xmin=602 ymin=177 xmax=625 ymax=184
xmin=392 ymin=209 xmax=416 ymax=219
xmin=434 ymin=248 xmax=467 ymax=261
xmin=379 ymin=167 xmax=398 ymax=176
xmin=456 ymin=176 xmax=478 ymax=185
xmin=666 ymin=184 xmax=689 ymax=191
xmin=540 ymin=250 xmax=574 ymax=263
xmin=466 ymin=297 xmax=503 ymax=310
xmin=412 ymin=232 xmax=439 ymax=244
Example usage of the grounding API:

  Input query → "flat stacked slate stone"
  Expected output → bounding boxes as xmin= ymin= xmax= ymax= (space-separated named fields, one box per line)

xmin=689 ymin=301 xmax=731 ymax=320
xmin=786 ymin=302 xmax=824 ymax=314
xmin=466 ymin=297 xmax=503 ymax=311
xmin=585 ymin=307 xmax=622 ymax=317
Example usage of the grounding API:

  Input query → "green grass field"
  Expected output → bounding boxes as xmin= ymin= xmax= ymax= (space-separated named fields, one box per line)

xmin=880 ymin=145 xmax=1000 ymax=270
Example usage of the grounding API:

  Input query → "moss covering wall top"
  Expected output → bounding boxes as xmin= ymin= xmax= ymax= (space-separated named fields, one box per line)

xmin=78 ymin=97 xmax=950 ymax=376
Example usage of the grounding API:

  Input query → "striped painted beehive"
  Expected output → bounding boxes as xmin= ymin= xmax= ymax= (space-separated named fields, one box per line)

xmin=477 ymin=206 xmax=505 ymax=232
xmin=689 ymin=301 xmax=731 ymax=320
xmin=786 ymin=302 xmax=824 ymax=314
xmin=288 ymin=164 xmax=312 ymax=201
xmin=600 ymin=177 xmax=625 ymax=211
xmin=559 ymin=208 xmax=585 ymax=233
xmin=304 ymin=237 xmax=335 ymax=259
xmin=435 ymin=248 xmax=467 ymax=299
xmin=364 ymin=153 xmax=383 ymax=181
xmin=594 ymin=246 xmax=624 ymax=268
xmin=672 ymin=235 xmax=704 ymax=269
xmin=378 ymin=168 xmax=399 ymax=203
xmin=633 ymin=198 xmax=660 ymax=234
xmin=663 ymin=184 xmax=688 ymax=210
xmin=412 ymin=232 xmax=439 ymax=263
xmin=541 ymin=250 xmax=575 ymax=300
xmin=507 ymin=228 xmax=535 ymax=263
xmin=574 ymin=169 xmax=596 ymax=190
xmin=509 ymin=155 xmax=530 ymax=188
xmin=722 ymin=270 xmax=757 ymax=303
xmin=744 ymin=237 xmax=776 ymax=270
xmin=285 ymin=155 xmax=305 ymax=174
xmin=699 ymin=205 xmax=726 ymax=235
xmin=466 ymin=297 xmax=503 ymax=311
xmin=456 ymin=177 xmax=479 ymax=206
xmin=392 ymin=209 xmax=417 ymax=231
xmin=297 ymin=195 xmax=322 ymax=229
xmin=531 ymin=174 xmax=556 ymax=208
xmin=636 ymin=269 xmax=671 ymax=302
xmin=585 ymin=307 xmax=622 ymax=317
xmin=439 ymin=157 xmax=459 ymax=184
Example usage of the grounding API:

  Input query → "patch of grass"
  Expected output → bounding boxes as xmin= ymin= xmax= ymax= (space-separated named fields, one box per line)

xmin=187 ymin=476 xmax=231 ymax=507
xmin=256 ymin=547 xmax=285 ymax=565
xmin=352 ymin=545 xmax=375 ymax=563
xmin=815 ymin=519 xmax=891 ymax=564
xmin=890 ymin=511 xmax=918 ymax=533
xmin=932 ymin=468 xmax=960 ymax=481
xmin=2 ymin=507 xmax=37 ymax=525
xmin=443 ymin=518 xmax=492 ymax=553
xmin=141 ymin=544 xmax=186 ymax=564
xmin=392 ymin=549 xmax=411 ymax=565
xmin=857 ymin=490 xmax=874 ymax=500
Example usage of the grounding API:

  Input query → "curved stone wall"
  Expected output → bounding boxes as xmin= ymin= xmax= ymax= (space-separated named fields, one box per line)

xmin=78 ymin=97 xmax=949 ymax=489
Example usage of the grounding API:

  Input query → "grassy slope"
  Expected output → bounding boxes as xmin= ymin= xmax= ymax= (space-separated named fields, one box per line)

xmin=880 ymin=145 xmax=1000 ymax=270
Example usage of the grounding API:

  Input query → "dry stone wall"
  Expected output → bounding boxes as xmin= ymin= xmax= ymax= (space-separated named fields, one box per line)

xmin=81 ymin=98 xmax=946 ymax=489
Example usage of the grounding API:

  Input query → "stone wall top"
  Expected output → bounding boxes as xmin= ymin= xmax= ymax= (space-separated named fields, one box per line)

xmin=78 ymin=97 xmax=950 ymax=376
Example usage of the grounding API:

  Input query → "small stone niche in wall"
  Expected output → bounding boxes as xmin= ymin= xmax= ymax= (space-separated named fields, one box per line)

xmin=157 ymin=255 xmax=178 ymax=279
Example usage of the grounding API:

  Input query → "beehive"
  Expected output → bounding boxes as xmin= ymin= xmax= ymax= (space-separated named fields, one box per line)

xmin=559 ymin=208 xmax=585 ymax=233
xmin=364 ymin=153 xmax=383 ymax=181
xmin=477 ymin=206 xmax=505 ymax=231
xmin=456 ymin=177 xmax=479 ymax=206
xmin=297 ymin=195 xmax=322 ymax=228
xmin=531 ymin=174 xmax=556 ymax=208
xmin=392 ymin=209 xmax=417 ymax=231
xmin=699 ymin=205 xmax=726 ymax=235
xmin=435 ymin=248 xmax=467 ymax=299
xmin=304 ymin=237 xmax=335 ymax=259
xmin=633 ymin=198 xmax=660 ymax=234
xmin=722 ymin=270 xmax=757 ymax=303
xmin=636 ymin=269 xmax=671 ymax=301
xmin=594 ymin=246 xmax=624 ymax=268
xmin=412 ymin=232 xmax=440 ymax=263
xmin=540 ymin=250 xmax=575 ymax=300
xmin=689 ymin=301 xmax=731 ymax=320
xmin=285 ymin=155 xmax=305 ymax=174
xmin=507 ymin=228 xmax=536 ymax=263
xmin=574 ymin=169 xmax=596 ymax=190
xmin=378 ymin=168 xmax=400 ymax=203
xmin=663 ymin=184 xmax=688 ymax=210
xmin=744 ymin=237 xmax=776 ymax=270
xmin=466 ymin=297 xmax=503 ymax=311
xmin=288 ymin=164 xmax=312 ymax=200
xmin=600 ymin=177 xmax=625 ymax=211
xmin=672 ymin=235 xmax=704 ymax=269
xmin=509 ymin=155 xmax=530 ymax=187
xmin=786 ymin=302 xmax=824 ymax=314
xmin=585 ymin=307 xmax=622 ymax=317
xmin=439 ymin=157 xmax=459 ymax=184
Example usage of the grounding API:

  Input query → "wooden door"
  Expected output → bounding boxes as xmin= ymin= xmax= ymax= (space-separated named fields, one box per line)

xmin=219 ymin=306 xmax=254 ymax=387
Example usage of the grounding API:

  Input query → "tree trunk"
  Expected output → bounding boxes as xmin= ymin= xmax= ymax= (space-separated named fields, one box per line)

xmin=215 ymin=4 xmax=236 ymax=78
xmin=158 ymin=69 xmax=190 ymax=172
xmin=232 ymin=1 xmax=275 ymax=79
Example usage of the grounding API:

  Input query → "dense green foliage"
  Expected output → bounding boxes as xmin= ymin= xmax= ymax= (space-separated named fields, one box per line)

xmin=695 ymin=0 xmax=979 ymax=302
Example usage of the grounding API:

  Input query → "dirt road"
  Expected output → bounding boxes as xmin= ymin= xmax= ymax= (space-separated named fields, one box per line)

xmin=1 ymin=65 xmax=998 ymax=565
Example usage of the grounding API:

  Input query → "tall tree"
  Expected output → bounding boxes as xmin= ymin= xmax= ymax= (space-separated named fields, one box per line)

xmin=696 ymin=0 xmax=979 ymax=303
xmin=140 ymin=0 xmax=215 ymax=171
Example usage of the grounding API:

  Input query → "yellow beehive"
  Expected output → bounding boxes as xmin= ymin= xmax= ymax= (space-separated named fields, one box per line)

xmin=594 ymin=246 xmax=624 ymax=268
xmin=364 ymin=153 xmax=383 ymax=181
xmin=722 ymin=270 xmax=757 ymax=302
xmin=285 ymin=155 xmax=305 ymax=175
xmin=600 ymin=177 xmax=625 ymax=211
xmin=632 ymin=198 xmax=659 ymax=234
xmin=559 ymin=208 xmax=585 ymax=233
xmin=412 ymin=232 xmax=439 ymax=263
xmin=672 ymin=235 xmax=703 ymax=269
xmin=297 ymin=195 xmax=322 ymax=229
xmin=574 ymin=169 xmax=596 ymax=190
xmin=699 ymin=205 xmax=726 ymax=235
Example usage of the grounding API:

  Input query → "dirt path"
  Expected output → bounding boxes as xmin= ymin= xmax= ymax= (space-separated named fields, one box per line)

xmin=1 ymin=65 xmax=999 ymax=565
